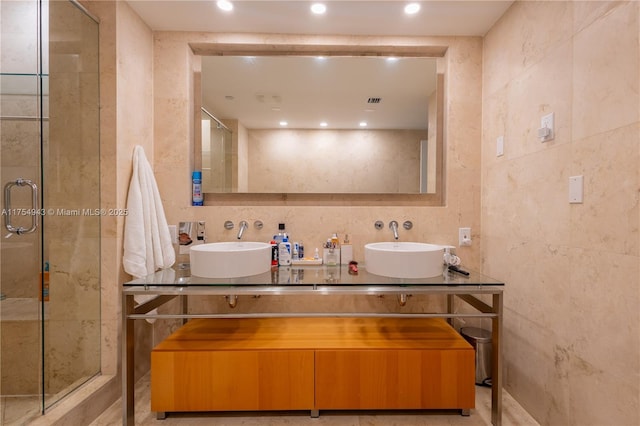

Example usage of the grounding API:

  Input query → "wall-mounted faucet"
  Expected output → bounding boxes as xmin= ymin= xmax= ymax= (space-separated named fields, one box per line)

xmin=237 ymin=221 xmax=248 ymax=239
xmin=389 ymin=220 xmax=399 ymax=240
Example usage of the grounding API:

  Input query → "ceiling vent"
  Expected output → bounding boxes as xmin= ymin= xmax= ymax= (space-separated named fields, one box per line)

xmin=367 ymin=97 xmax=382 ymax=104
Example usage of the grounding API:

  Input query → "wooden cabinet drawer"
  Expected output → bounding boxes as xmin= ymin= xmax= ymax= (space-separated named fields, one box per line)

xmin=151 ymin=349 xmax=314 ymax=412
xmin=315 ymin=349 xmax=475 ymax=410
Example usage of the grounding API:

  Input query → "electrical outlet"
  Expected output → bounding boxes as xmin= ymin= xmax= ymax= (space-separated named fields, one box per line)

xmin=540 ymin=112 xmax=555 ymax=142
xmin=459 ymin=227 xmax=472 ymax=246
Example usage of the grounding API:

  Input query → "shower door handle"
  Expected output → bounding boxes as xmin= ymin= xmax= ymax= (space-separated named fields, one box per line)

xmin=3 ymin=178 xmax=39 ymax=235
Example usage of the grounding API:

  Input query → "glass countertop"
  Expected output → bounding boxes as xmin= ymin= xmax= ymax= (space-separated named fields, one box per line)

xmin=123 ymin=264 xmax=504 ymax=288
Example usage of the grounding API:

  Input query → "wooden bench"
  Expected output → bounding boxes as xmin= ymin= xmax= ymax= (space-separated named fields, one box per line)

xmin=151 ymin=317 xmax=475 ymax=418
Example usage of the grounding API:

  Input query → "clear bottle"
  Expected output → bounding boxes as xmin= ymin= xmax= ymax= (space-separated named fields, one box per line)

xmin=274 ymin=223 xmax=286 ymax=243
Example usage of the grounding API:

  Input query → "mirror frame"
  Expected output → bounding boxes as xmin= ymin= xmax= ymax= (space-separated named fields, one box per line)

xmin=192 ymin=42 xmax=446 ymax=206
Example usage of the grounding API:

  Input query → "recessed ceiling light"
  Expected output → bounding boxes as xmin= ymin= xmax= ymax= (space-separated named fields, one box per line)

xmin=386 ymin=56 xmax=399 ymax=62
xmin=279 ymin=121 xmax=288 ymax=126
xmin=404 ymin=3 xmax=420 ymax=14
xmin=217 ymin=0 xmax=233 ymax=12
xmin=320 ymin=122 xmax=328 ymax=127
xmin=311 ymin=3 xmax=326 ymax=15
xmin=359 ymin=121 xmax=368 ymax=127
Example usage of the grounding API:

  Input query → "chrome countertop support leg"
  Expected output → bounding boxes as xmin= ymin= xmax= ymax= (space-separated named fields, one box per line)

xmin=181 ymin=294 xmax=189 ymax=325
xmin=122 ymin=293 xmax=135 ymax=425
xmin=491 ymin=292 xmax=503 ymax=426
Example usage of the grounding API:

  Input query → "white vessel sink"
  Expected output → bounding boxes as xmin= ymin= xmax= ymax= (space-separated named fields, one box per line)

xmin=190 ymin=242 xmax=271 ymax=278
xmin=364 ymin=242 xmax=444 ymax=278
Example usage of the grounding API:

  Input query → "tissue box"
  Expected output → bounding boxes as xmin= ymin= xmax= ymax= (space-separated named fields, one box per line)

xmin=340 ymin=244 xmax=353 ymax=264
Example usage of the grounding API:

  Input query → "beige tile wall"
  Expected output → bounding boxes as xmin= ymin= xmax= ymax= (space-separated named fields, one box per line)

xmin=83 ymin=0 xmax=156 ymax=384
xmin=246 ymin=129 xmax=427 ymax=193
xmin=482 ymin=1 xmax=639 ymax=425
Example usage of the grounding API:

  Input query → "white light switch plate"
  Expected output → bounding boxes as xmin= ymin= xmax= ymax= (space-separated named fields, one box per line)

xmin=569 ymin=175 xmax=583 ymax=203
xmin=496 ymin=136 xmax=504 ymax=157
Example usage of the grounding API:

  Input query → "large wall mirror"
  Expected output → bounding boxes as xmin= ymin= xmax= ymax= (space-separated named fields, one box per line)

xmin=194 ymin=46 xmax=444 ymax=198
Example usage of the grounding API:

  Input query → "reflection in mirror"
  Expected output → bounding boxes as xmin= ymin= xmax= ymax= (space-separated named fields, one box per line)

xmin=198 ymin=55 xmax=441 ymax=194
xmin=201 ymin=108 xmax=233 ymax=192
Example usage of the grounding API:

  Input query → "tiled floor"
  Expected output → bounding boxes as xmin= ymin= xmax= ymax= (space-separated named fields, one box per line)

xmin=1 ymin=395 xmax=40 ymax=425
xmin=92 ymin=374 xmax=540 ymax=426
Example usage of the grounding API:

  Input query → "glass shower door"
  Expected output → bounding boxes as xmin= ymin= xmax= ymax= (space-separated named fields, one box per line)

xmin=1 ymin=1 xmax=46 ymax=422
xmin=43 ymin=0 xmax=101 ymax=409
xmin=0 ymin=1 xmax=100 ymax=424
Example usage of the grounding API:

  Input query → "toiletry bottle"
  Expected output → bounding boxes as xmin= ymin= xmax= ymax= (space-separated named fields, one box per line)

xmin=331 ymin=233 xmax=341 ymax=265
xmin=270 ymin=239 xmax=279 ymax=266
xmin=39 ymin=261 xmax=50 ymax=302
xmin=292 ymin=242 xmax=299 ymax=259
xmin=341 ymin=234 xmax=353 ymax=264
xmin=192 ymin=171 xmax=203 ymax=206
xmin=274 ymin=223 xmax=286 ymax=243
xmin=324 ymin=238 xmax=338 ymax=266
xmin=278 ymin=237 xmax=292 ymax=266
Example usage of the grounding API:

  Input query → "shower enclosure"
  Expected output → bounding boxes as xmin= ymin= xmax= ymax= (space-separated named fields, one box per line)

xmin=201 ymin=108 xmax=234 ymax=193
xmin=0 ymin=1 xmax=101 ymax=424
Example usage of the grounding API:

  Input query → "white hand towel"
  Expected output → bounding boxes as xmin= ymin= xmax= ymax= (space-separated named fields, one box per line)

xmin=123 ymin=145 xmax=175 ymax=278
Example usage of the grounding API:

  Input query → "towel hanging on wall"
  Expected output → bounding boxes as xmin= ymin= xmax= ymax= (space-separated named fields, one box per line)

xmin=123 ymin=145 xmax=175 ymax=278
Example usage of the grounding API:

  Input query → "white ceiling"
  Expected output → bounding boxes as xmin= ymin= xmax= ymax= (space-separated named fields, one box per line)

xmin=127 ymin=1 xmax=513 ymax=130
xmin=201 ymin=55 xmax=437 ymax=129
xmin=127 ymin=1 xmax=513 ymax=37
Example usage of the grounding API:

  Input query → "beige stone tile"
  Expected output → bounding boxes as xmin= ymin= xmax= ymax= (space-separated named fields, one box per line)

xmin=568 ymin=361 xmax=639 ymax=426
xmin=501 ymin=308 xmax=571 ymax=426
xmin=572 ymin=1 xmax=639 ymax=141
xmin=483 ymin=1 xmax=572 ymax=98
xmin=483 ymin=147 xmax=572 ymax=248
xmin=506 ymin=41 xmax=573 ymax=158
xmin=246 ymin=130 xmax=424 ymax=194
xmin=566 ymin=248 xmax=639 ymax=386
xmin=1 ymin=320 xmax=40 ymax=395
xmin=1 ymin=396 xmax=41 ymax=426
xmin=573 ymin=1 xmax=631 ymax=34
xmin=570 ymin=123 xmax=639 ymax=256
xmin=481 ymin=88 xmax=508 ymax=167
